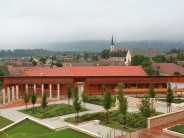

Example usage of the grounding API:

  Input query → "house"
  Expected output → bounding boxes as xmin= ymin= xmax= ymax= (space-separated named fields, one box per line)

xmin=152 ymin=62 xmax=184 ymax=76
xmin=6 ymin=66 xmax=53 ymax=76
xmin=125 ymin=49 xmax=162 ymax=65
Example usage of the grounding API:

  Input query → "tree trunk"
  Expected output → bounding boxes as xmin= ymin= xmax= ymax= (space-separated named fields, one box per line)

xmin=44 ymin=108 xmax=45 ymax=118
xmin=26 ymin=103 xmax=28 ymax=110
xmin=68 ymin=98 xmax=70 ymax=105
xmin=77 ymin=112 xmax=79 ymax=123
xmin=151 ymin=99 xmax=154 ymax=110
xmin=145 ymin=118 xmax=147 ymax=127
xmin=33 ymin=104 xmax=35 ymax=114
xmin=123 ymin=114 xmax=126 ymax=125
xmin=107 ymin=109 xmax=109 ymax=124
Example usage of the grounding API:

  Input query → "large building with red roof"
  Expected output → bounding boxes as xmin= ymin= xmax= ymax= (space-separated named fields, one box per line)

xmin=1 ymin=65 xmax=184 ymax=102
xmin=21 ymin=66 xmax=147 ymax=77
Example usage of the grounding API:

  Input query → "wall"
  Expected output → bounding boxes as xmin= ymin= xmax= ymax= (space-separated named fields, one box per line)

xmin=147 ymin=109 xmax=184 ymax=128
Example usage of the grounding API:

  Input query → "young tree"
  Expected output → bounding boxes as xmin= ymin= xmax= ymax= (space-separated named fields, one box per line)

xmin=41 ymin=92 xmax=48 ymax=118
xmin=67 ymin=84 xmax=72 ymax=105
xmin=138 ymin=95 xmax=154 ymax=127
xmin=103 ymin=86 xmax=112 ymax=123
xmin=148 ymin=83 xmax=156 ymax=109
xmin=31 ymin=91 xmax=37 ymax=114
xmin=23 ymin=93 xmax=29 ymax=110
xmin=73 ymin=85 xmax=82 ymax=123
xmin=166 ymin=83 xmax=174 ymax=112
xmin=81 ymin=88 xmax=88 ymax=109
xmin=117 ymin=83 xmax=128 ymax=125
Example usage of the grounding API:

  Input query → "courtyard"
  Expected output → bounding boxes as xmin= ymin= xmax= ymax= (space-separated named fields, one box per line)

xmin=0 ymin=95 xmax=183 ymax=138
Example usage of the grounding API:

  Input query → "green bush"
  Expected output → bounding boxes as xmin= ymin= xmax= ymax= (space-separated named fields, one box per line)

xmin=87 ymin=96 xmax=115 ymax=106
xmin=65 ymin=110 xmax=161 ymax=130
xmin=19 ymin=104 xmax=86 ymax=119
xmin=126 ymin=113 xmax=145 ymax=128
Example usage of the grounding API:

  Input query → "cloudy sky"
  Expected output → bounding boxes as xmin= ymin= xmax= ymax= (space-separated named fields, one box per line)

xmin=0 ymin=0 xmax=184 ymax=47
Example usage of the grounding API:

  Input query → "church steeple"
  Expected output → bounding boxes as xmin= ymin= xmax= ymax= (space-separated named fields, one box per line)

xmin=111 ymin=36 xmax=114 ymax=45
xmin=110 ymin=35 xmax=115 ymax=52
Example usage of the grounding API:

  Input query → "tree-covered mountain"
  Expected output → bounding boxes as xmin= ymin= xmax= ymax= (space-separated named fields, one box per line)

xmin=31 ymin=40 xmax=184 ymax=52
xmin=0 ymin=40 xmax=184 ymax=57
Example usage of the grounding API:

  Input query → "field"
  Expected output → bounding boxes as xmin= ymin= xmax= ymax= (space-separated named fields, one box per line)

xmin=0 ymin=115 xmax=13 ymax=129
xmin=0 ymin=119 xmax=94 ymax=138
xmin=19 ymin=103 xmax=86 ymax=119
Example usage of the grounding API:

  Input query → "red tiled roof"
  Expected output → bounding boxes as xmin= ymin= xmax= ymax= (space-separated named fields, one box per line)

xmin=21 ymin=66 xmax=147 ymax=77
xmin=152 ymin=63 xmax=184 ymax=75
xmin=8 ymin=66 xmax=52 ymax=76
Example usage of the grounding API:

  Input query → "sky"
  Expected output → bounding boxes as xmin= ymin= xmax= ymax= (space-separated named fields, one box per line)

xmin=0 ymin=0 xmax=184 ymax=48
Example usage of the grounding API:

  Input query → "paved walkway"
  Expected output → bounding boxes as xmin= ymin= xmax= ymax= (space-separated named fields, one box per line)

xmin=0 ymin=100 xmax=104 ymax=121
xmin=78 ymin=122 xmax=126 ymax=138
xmin=0 ymin=100 xmax=130 ymax=137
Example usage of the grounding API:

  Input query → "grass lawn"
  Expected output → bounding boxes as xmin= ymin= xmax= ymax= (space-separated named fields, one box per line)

xmin=19 ymin=104 xmax=86 ymax=119
xmin=0 ymin=115 xmax=13 ymax=129
xmin=169 ymin=124 xmax=184 ymax=134
xmin=65 ymin=110 xmax=161 ymax=132
xmin=0 ymin=119 xmax=94 ymax=138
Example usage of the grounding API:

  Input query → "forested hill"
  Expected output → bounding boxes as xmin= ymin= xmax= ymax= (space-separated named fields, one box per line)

xmin=0 ymin=49 xmax=52 ymax=58
xmin=0 ymin=49 xmax=83 ymax=58
xmin=0 ymin=40 xmax=184 ymax=58
xmin=26 ymin=40 xmax=184 ymax=52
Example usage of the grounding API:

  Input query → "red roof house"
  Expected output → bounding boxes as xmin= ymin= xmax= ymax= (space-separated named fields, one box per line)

xmin=152 ymin=63 xmax=184 ymax=75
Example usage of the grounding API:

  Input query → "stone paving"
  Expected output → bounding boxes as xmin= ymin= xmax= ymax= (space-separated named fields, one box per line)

xmin=77 ymin=122 xmax=126 ymax=138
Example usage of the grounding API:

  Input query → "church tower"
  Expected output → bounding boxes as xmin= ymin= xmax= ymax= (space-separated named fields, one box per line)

xmin=110 ymin=36 xmax=115 ymax=52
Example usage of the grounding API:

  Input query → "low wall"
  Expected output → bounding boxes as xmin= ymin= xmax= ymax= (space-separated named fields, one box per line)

xmin=147 ymin=109 xmax=184 ymax=128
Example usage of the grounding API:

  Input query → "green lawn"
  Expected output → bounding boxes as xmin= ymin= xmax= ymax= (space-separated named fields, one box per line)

xmin=169 ymin=124 xmax=184 ymax=134
xmin=0 ymin=119 xmax=94 ymax=138
xmin=0 ymin=115 xmax=13 ymax=129
xmin=19 ymin=104 xmax=86 ymax=119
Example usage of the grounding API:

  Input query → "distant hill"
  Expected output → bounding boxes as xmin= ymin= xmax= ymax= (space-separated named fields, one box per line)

xmin=1 ymin=40 xmax=184 ymax=52
xmin=35 ymin=40 xmax=184 ymax=52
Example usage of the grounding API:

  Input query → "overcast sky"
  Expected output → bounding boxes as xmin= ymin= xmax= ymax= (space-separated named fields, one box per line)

xmin=0 ymin=0 xmax=184 ymax=47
